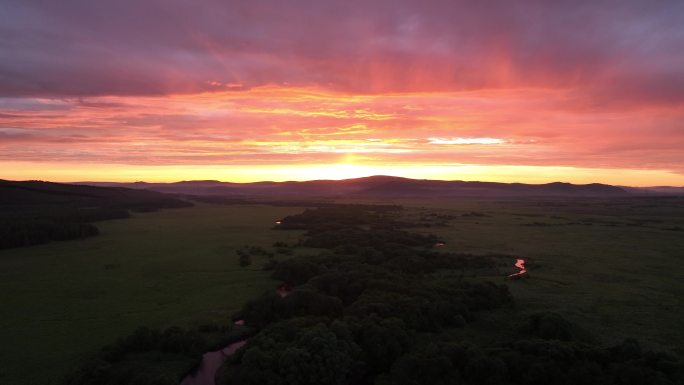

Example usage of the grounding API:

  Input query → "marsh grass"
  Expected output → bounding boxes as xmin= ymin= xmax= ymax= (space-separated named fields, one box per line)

xmin=0 ymin=204 xmax=306 ymax=385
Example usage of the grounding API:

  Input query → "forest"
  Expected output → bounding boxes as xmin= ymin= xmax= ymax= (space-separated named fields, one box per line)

xmin=0 ymin=180 xmax=191 ymax=249
xmin=63 ymin=204 xmax=684 ymax=385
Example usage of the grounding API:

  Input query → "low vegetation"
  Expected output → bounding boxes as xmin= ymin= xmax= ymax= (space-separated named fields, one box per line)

xmin=0 ymin=180 xmax=191 ymax=249
xmin=3 ymin=196 xmax=684 ymax=384
xmin=0 ymin=203 xmax=305 ymax=385
xmin=217 ymin=206 xmax=683 ymax=385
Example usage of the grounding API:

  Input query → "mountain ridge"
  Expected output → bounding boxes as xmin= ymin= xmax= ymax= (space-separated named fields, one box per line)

xmin=0 ymin=179 xmax=193 ymax=208
xmin=66 ymin=175 xmax=648 ymax=197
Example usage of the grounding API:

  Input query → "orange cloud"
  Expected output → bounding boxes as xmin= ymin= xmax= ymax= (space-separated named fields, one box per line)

xmin=1 ymin=85 xmax=683 ymax=185
xmin=1 ymin=1 xmax=684 ymax=184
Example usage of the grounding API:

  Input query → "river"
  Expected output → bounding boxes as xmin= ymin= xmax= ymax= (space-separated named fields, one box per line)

xmin=180 ymin=340 xmax=246 ymax=385
xmin=507 ymin=258 xmax=527 ymax=279
xmin=180 ymin=285 xmax=290 ymax=385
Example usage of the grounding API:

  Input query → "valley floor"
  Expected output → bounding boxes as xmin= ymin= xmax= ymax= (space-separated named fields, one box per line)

xmin=0 ymin=204 xmax=306 ymax=385
xmin=1 ymin=197 xmax=683 ymax=384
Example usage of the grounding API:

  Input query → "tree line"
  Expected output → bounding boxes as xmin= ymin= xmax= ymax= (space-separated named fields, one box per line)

xmin=0 ymin=180 xmax=192 ymax=249
xmin=221 ymin=206 xmax=683 ymax=385
xmin=61 ymin=204 xmax=684 ymax=385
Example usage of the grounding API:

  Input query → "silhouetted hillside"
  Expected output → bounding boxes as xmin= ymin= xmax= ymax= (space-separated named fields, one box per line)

xmin=621 ymin=186 xmax=684 ymax=195
xmin=0 ymin=179 xmax=193 ymax=208
xmin=0 ymin=180 xmax=192 ymax=249
xmin=356 ymin=178 xmax=628 ymax=197
xmin=77 ymin=175 xmax=629 ymax=197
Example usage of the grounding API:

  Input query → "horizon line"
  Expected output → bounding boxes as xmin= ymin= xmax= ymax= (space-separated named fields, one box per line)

xmin=3 ymin=175 xmax=682 ymax=189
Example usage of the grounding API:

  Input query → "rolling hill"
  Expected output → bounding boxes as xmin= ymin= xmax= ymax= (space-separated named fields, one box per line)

xmin=0 ymin=179 xmax=193 ymax=249
xmin=76 ymin=175 xmax=631 ymax=197
xmin=0 ymin=179 xmax=193 ymax=208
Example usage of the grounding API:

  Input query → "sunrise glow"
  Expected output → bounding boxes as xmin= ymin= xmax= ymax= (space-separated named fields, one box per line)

xmin=1 ymin=2 xmax=683 ymax=185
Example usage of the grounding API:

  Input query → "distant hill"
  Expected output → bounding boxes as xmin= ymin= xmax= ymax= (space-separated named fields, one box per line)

xmin=0 ymin=179 xmax=192 ymax=209
xmin=0 ymin=179 xmax=193 ymax=249
xmin=621 ymin=186 xmax=684 ymax=195
xmin=75 ymin=175 xmax=632 ymax=197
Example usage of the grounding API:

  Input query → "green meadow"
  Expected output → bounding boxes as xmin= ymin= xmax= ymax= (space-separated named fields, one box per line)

xmin=1 ymin=198 xmax=683 ymax=384
xmin=402 ymin=198 xmax=684 ymax=352
xmin=0 ymin=204 xmax=305 ymax=385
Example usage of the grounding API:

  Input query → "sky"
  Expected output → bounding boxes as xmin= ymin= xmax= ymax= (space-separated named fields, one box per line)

xmin=1 ymin=0 xmax=683 ymax=185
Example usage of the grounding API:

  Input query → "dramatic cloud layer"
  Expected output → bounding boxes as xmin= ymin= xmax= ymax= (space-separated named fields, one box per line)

xmin=1 ymin=0 xmax=683 ymax=184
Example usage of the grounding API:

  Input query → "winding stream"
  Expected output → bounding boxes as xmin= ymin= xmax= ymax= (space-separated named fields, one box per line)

xmin=180 ymin=340 xmax=246 ymax=385
xmin=507 ymin=258 xmax=527 ymax=279
xmin=181 ymin=255 xmax=529 ymax=385
xmin=181 ymin=256 xmax=528 ymax=385
xmin=180 ymin=285 xmax=290 ymax=385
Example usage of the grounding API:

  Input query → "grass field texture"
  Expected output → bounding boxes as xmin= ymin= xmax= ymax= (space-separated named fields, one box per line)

xmin=404 ymin=198 xmax=684 ymax=352
xmin=1 ymin=198 xmax=683 ymax=384
xmin=0 ymin=204 xmax=305 ymax=385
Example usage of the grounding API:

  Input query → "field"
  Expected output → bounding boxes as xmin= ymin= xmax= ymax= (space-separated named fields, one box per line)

xmin=403 ymin=197 xmax=684 ymax=352
xmin=1 ymin=197 xmax=683 ymax=384
xmin=0 ymin=204 xmax=306 ymax=385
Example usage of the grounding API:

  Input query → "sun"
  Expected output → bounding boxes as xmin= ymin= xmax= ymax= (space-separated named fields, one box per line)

xmin=327 ymin=164 xmax=373 ymax=180
xmin=288 ymin=163 xmax=382 ymax=181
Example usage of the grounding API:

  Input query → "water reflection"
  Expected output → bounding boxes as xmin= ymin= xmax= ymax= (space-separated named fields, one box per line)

xmin=181 ymin=285 xmax=291 ymax=385
xmin=180 ymin=341 xmax=247 ymax=385
xmin=507 ymin=259 xmax=527 ymax=279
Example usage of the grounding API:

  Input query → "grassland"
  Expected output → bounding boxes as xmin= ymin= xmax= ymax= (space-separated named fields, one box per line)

xmin=0 ymin=203 xmax=306 ymax=385
xmin=2 ymin=197 xmax=683 ymax=384
xmin=401 ymin=197 xmax=684 ymax=353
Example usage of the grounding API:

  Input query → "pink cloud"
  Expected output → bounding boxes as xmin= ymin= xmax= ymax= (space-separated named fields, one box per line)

xmin=1 ymin=87 xmax=683 ymax=176
xmin=1 ymin=1 xmax=683 ymax=181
